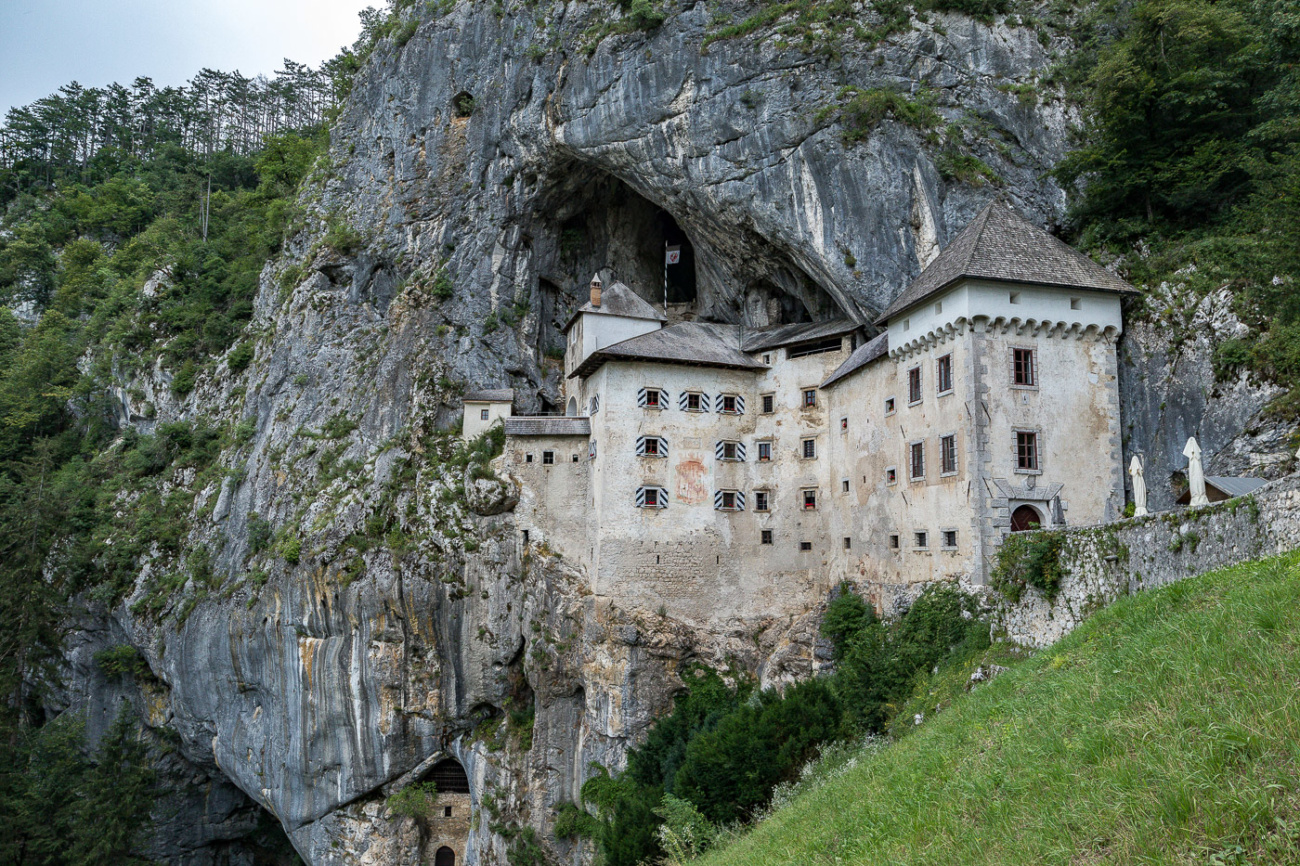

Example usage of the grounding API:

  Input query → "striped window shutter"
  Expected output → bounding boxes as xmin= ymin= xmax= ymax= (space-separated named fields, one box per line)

xmin=714 ymin=440 xmax=726 ymax=461
xmin=636 ymin=436 xmax=648 ymax=456
xmin=699 ymin=393 xmax=711 ymax=412
xmin=636 ymin=487 xmax=648 ymax=507
xmin=658 ymin=437 xmax=668 ymax=457
xmin=678 ymin=391 xmax=689 ymax=410
xmin=637 ymin=387 xmax=648 ymax=407
xmin=735 ymin=490 xmax=746 ymax=510
xmin=657 ymin=487 xmax=667 ymax=508
xmin=713 ymin=490 xmax=725 ymax=510
xmin=590 ymin=395 xmax=600 ymax=415
xmin=716 ymin=393 xmax=725 ymax=412
xmin=735 ymin=394 xmax=745 ymax=413
xmin=735 ymin=442 xmax=747 ymax=461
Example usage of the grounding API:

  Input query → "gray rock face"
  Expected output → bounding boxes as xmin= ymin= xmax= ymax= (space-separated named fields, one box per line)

xmin=48 ymin=2 xmax=1293 ymax=864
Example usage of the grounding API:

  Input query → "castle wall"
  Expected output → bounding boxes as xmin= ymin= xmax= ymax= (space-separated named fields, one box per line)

xmin=506 ymin=436 xmax=591 ymax=565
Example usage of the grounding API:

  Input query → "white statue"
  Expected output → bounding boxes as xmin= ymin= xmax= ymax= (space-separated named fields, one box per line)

xmin=1129 ymin=455 xmax=1149 ymax=516
xmin=1184 ymin=437 xmax=1209 ymax=507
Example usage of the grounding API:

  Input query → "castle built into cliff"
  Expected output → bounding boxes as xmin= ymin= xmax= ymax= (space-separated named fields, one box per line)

xmin=464 ymin=202 xmax=1137 ymax=621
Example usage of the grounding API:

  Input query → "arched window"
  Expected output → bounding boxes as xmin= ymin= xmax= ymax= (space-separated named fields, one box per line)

xmin=566 ymin=397 xmax=578 ymax=417
xmin=430 ymin=759 xmax=470 ymax=794
xmin=435 ymin=846 xmax=456 ymax=866
xmin=1010 ymin=505 xmax=1043 ymax=533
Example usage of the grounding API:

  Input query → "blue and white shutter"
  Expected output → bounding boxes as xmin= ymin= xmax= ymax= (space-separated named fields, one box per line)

xmin=713 ymin=490 xmax=725 ymax=510
xmin=735 ymin=490 xmax=746 ymax=510
xmin=735 ymin=442 xmax=747 ymax=461
xmin=636 ymin=486 xmax=668 ymax=508
xmin=635 ymin=436 xmax=667 ymax=457
xmin=716 ymin=394 xmax=746 ymax=414
xmin=713 ymin=490 xmax=746 ymax=511
xmin=699 ymin=393 xmax=711 ymax=412
xmin=715 ymin=440 xmax=726 ymax=461
xmin=714 ymin=441 xmax=746 ymax=461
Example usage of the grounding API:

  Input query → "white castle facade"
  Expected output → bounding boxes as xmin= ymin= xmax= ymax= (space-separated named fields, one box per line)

xmin=466 ymin=202 xmax=1136 ymax=621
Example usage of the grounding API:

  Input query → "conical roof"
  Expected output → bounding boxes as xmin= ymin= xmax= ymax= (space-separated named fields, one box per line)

xmin=876 ymin=201 xmax=1135 ymax=323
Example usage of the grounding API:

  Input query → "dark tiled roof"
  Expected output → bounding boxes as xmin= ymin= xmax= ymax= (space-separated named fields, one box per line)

xmin=503 ymin=417 xmax=591 ymax=436
xmin=563 ymin=280 xmax=667 ymax=332
xmin=463 ymin=388 xmax=515 ymax=403
xmin=1176 ymin=476 xmax=1268 ymax=503
xmin=741 ymin=319 xmax=862 ymax=353
xmin=877 ymin=200 xmax=1137 ymax=323
xmin=820 ymin=332 xmax=889 ymax=388
xmin=570 ymin=322 xmax=767 ymax=379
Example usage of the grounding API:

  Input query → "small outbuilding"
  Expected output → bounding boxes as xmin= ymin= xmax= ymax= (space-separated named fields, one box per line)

xmin=1175 ymin=475 xmax=1267 ymax=505
xmin=462 ymin=388 xmax=514 ymax=441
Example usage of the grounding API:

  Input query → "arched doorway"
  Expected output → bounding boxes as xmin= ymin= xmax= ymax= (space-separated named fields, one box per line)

xmin=566 ymin=396 xmax=577 ymax=417
xmin=1010 ymin=505 xmax=1044 ymax=532
xmin=435 ymin=846 xmax=456 ymax=866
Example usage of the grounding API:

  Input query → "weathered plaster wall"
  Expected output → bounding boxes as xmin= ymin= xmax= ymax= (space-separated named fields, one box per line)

xmin=1000 ymin=473 xmax=1300 ymax=648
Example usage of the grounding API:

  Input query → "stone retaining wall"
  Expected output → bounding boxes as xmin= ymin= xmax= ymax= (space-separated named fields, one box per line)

xmin=999 ymin=472 xmax=1300 ymax=648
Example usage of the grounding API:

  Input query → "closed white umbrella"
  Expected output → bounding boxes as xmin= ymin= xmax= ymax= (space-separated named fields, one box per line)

xmin=1129 ymin=455 xmax=1149 ymax=516
xmin=1184 ymin=437 xmax=1209 ymax=507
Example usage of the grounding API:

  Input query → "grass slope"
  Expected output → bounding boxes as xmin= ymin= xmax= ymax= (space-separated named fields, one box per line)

xmin=699 ymin=552 xmax=1300 ymax=865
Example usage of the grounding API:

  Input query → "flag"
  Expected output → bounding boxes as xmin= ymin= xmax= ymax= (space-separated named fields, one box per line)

xmin=665 ymin=244 xmax=681 ymax=265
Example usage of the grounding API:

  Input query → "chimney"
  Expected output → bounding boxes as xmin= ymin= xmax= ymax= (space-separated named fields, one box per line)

xmin=590 ymin=274 xmax=603 ymax=308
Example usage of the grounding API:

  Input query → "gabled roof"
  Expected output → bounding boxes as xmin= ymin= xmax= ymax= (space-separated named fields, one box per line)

xmin=504 ymin=417 xmax=591 ymax=437
xmin=820 ymin=332 xmax=889 ymax=389
xmin=741 ymin=319 xmax=862 ymax=353
xmin=569 ymin=322 xmax=767 ymax=379
xmin=463 ymin=388 xmax=515 ymax=403
xmin=1176 ymin=476 xmax=1268 ymax=504
xmin=877 ymin=200 xmax=1136 ymax=324
xmin=562 ymin=280 xmax=667 ymax=332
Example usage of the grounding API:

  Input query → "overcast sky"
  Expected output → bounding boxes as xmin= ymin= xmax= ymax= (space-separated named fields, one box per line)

xmin=0 ymin=0 xmax=375 ymax=116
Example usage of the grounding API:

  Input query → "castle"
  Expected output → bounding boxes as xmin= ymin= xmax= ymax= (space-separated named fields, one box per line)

xmin=465 ymin=202 xmax=1136 ymax=622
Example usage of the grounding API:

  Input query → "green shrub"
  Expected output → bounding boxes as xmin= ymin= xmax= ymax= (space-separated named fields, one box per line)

xmin=936 ymin=151 xmax=1002 ymax=187
xmin=94 ymin=645 xmax=149 ymax=680
xmin=991 ymin=530 xmax=1067 ymax=602
xmin=386 ymin=781 xmax=438 ymax=819
xmin=394 ymin=19 xmax=419 ymax=46
xmin=323 ymin=219 xmax=363 ymax=256
xmin=626 ymin=0 xmax=666 ymax=29
xmin=824 ymin=87 xmax=941 ymax=144
xmin=820 ymin=584 xmax=875 ymax=659
xmin=555 ymin=802 xmax=599 ymax=839
xmin=171 ymin=360 xmax=198 ymax=396
xmin=227 ymin=339 xmax=254 ymax=372
xmin=431 ymin=266 xmax=454 ymax=300
xmin=247 ymin=513 xmax=273 ymax=554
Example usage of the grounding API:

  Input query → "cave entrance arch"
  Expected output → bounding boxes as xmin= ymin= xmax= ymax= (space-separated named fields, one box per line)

xmin=434 ymin=847 xmax=456 ymax=866
xmin=430 ymin=759 xmax=471 ymax=793
xmin=1010 ymin=505 xmax=1044 ymax=533
xmin=656 ymin=209 xmax=697 ymax=305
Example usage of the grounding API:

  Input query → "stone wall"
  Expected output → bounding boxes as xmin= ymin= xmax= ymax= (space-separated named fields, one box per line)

xmin=999 ymin=472 xmax=1300 ymax=647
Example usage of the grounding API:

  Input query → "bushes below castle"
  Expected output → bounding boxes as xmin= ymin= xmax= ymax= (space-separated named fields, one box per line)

xmin=575 ymin=586 xmax=989 ymax=866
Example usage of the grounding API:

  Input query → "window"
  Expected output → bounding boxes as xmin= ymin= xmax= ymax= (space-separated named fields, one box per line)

xmin=716 ymin=440 xmax=746 ymax=462
xmin=717 ymin=394 xmax=745 ymax=414
xmin=940 ymin=434 xmax=957 ymax=475
xmin=443 ymin=806 xmax=454 ymax=818
xmin=937 ymin=354 xmax=953 ymax=394
xmin=763 ymin=354 xmax=772 ymax=365
xmin=1070 ymin=297 xmax=1082 ymax=311
xmin=761 ymin=393 xmax=774 ymax=414
xmin=525 ymin=453 xmax=534 ymax=463
xmin=908 ymin=367 xmax=922 ymax=404
xmin=680 ymin=391 xmax=709 ymax=412
xmin=843 ymin=537 xmax=852 ymax=550
xmin=910 ymin=441 xmax=925 ymax=480
xmin=802 ymin=439 xmax=817 ymax=459
xmin=757 ymin=441 xmax=772 ymax=462
xmin=889 ymin=533 xmax=900 ymax=550
xmin=638 ymin=387 xmax=666 ymax=409
xmin=753 ymin=491 xmax=770 ymax=512
xmin=761 ymin=530 xmax=773 ymax=545
xmin=803 ymin=389 xmax=817 ymax=407
xmin=480 ymin=408 xmax=490 ymax=420
xmin=637 ymin=486 xmax=668 ymax=508
xmin=636 ymin=436 xmax=667 ymax=457
xmin=942 ymin=529 xmax=958 ymax=549
xmin=572 ymin=453 xmax=579 ymax=463
xmin=1013 ymin=348 xmax=1036 ymax=387
xmin=840 ymin=417 xmax=848 ymax=432
xmin=802 ymin=489 xmax=817 ymax=510
xmin=522 ymin=529 xmax=529 ymax=546
xmin=914 ymin=531 xmax=929 ymax=549
xmin=1016 ymin=430 xmax=1040 ymax=472
xmin=588 ymin=440 xmax=597 ymax=460
xmin=886 ymin=467 xmax=897 ymax=485
xmin=589 ymin=395 xmax=600 ymax=414
xmin=885 ymin=397 xmax=896 ymax=415
xmin=842 ymin=479 xmax=850 ymax=493
xmin=903 ymin=318 xmax=911 ymax=331
xmin=1009 ymin=291 xmax=1021 ymax=304
xmin=542 ymin=451 xmax=554 ymax=465
xmin=715 ymin=490 xmax=745 ymax=511
xmin=799 ymin=541 xmax=813 ymax=552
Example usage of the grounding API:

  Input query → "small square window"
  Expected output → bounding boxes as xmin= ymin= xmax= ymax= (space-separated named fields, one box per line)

xmin=803 ymin=489 xmax=817 ymax=510
xmin=1013 ymin=348 xmax=1036 ymax=387
xmin=841 ymin=417 xmax=848 ymax=432
xmin=543 ymin=451 xmax=554 ymax=465
xmin=525 ymin=453 xmax=534 ymax=463
xmin=444 ymin=806 xmax=453 ymax=818
xmin=761 ymin=529 xmax=773 ymax=545
xmin=802 ymin=439 xmax=817 ymax=459
xmin=885 ymin=397 xmax=896 ymax=415
xmin=480 ymin=408 xmax=490 ymax=420
xmin=803 ymin=389 xmax=817 ymax=408
xmin=842 ymin=479 xmax=850 ymax=493
xmin=914 ymin=531 xmax=929 ymax=549
xmin=889 ymin=533 xmax=900 ymax=550
xmin=643 ymin=488 xmax=660 ymax=507
xmin=1070 ymin=297 xmax=1082 ymax=311
xmin=910 ymin=441 xmax=925 ymax=480
xmin=937 ymin=354 xmax=953 ymax=394
xmin=720 ymin=491 xmax=737 ymax=510
xmin=645 ymin=389 xmax=661 ymax=408
xmin=908 ymin=367 xmax=922 ymax=405
xmin=843 ymin=537 xmax=852 ymax=550
xmin=886 ymin=467 xmax=897 ymax=485
xmin=757 ymin=441 xmax=772 ymax=462
xmin=1009 ymin=292 xmax=1021 ymax=304
xmin=721 ymin=395 xmax=738 ymax=414
xmin=571 ymin=453 xmax=579 ymax=463
xmin=754 ymin=491 xmax=769 ymax=512
xmin=799 ymin=541 xmax=813 ymax=552
xmin=685 ymin=392 xmax=702 ymax=411
xmin=940 ymin=434 xmax=957 ymax=475
xmin=721 ymin=441 xmax=739 ymax=460
xmin=643 ymin=437 xmax=660 ymax=456
xmin=1016 ymin=431 xmax=1040 ymax=472
xmin=761 ymin=394 xmax=774 ymax=414
xmin=942 ymin=530 xmax=958 ymax=549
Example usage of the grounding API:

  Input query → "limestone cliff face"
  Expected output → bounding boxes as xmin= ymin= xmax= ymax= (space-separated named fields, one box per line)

xmin=57 ymin=2 xmax=1293 ymax=864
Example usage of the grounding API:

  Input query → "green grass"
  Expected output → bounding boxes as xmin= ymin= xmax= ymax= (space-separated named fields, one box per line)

xmin=698 ymin=552 xmax=1300 ymax=865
